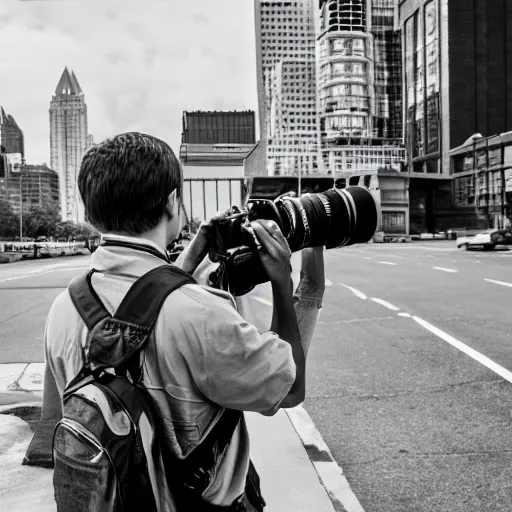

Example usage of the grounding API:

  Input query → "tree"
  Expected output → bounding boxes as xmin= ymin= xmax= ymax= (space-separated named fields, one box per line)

xmin=23 ymin=204 xmax=60 ymax=239
xmin=0 ymin=198 xmax=19 ymax=240
xmin=55 ymin=221 xmax=77 ymax=241
xmin=55 ymin=220 xmax=98 ymax=241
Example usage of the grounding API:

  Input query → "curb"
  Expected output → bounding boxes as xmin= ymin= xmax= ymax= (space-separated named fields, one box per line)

xmin=0 ymin=250 xmax=90 ymax=265
xmin=285 ymin=406 xmax=365 ymax=512
xmin=0 ymin=402 xmax=42 ymax=430
xmin=0 ymin=402 xmax=365 ymax=512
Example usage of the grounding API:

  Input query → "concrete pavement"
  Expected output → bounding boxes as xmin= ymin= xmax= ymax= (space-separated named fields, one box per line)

xmin=0 ymin=402 xmax=338 ymax=512
xmin=0 ymin=256 xmax=345 ymax=512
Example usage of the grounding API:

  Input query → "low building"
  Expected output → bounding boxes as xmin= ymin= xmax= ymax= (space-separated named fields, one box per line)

xmin=0 ymin=163 xmax=60 ymax=216
xmin=179 ymin=111 xmax=257 ymax=222
xmin=345 ymin=169 xmax=410 ymax=236
xmin=450 ymin=132 xmax=512 ymax=230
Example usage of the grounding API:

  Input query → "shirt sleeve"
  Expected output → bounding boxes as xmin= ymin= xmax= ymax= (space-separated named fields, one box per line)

xmin=182 ymin=290 xmax=296 ymax=416
xmin=293 ymin=270 xmax=324 ymax=356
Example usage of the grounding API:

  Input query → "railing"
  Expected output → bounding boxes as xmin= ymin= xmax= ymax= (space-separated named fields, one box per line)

xmin=0 ymin=241 xmax=87 ymax=258
xmin=182 ymin=178 xmax=245 ymax=224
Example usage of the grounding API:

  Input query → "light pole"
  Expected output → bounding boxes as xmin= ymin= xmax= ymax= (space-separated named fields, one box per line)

xmin=19 ymin=159 xmax=25 ymax=241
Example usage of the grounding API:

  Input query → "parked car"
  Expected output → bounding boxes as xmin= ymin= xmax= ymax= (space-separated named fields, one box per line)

xmin=457 ymin=228 xmax=512 ymax=251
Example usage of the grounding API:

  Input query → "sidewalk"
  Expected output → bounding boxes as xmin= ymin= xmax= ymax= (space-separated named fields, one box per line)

xmin=0 ymin=403 xmax=336 ymax=512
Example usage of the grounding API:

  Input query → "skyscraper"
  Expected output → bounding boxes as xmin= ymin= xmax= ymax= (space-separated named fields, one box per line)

xmin=371 ymin=0 xmax=402 ymax=140
xmin=316 ymin=0 xmax=404 ymax=175
xmin=50 ymin=67 xmax=89 ymax=223
xmin=0 ymin=107 xmax=24 ymax=157
xmin=401 ymin=0 xmax=512 ymax=233
xmin=255 ymin=0 xmax=320 ymax=176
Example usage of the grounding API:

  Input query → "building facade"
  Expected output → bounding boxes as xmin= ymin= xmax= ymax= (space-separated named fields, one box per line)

xmin=50 ymin=67 xmax=90 ymax=223
xmin=0 ymin=107 xmax=24 ymax=157
xmin=181 ymin=111 xmax=255 ymax=145
xmin=255 ymin=0 xmax=320 ymax=175
xmin=316 ymin=0 xmax=405 ymax=177
xmin=372 ymin=0 xmax=403 ymax=140
xmin=0 ymin=163 xmax=59 ymax=216
xmin=179 ymin=111 xmax=254 ymax=223
xmin=400 ymin=0 xmax=512 ymax=232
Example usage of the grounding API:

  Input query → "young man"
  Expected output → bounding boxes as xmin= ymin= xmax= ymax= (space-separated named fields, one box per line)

xmin=44 ymin=132 xmax=325 ymax=510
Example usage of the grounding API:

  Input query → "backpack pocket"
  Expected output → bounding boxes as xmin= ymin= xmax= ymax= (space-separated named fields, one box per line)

xmin=53 ymin=418 xmax=118 ymax=512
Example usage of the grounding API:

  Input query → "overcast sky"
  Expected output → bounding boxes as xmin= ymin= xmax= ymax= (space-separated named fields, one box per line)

xmin=0 ymin=0 xmax=258 ymax=165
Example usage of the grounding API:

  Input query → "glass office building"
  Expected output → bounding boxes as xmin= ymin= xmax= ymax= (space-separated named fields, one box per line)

xmin=403 ymin=0 xmax=440 ymax=173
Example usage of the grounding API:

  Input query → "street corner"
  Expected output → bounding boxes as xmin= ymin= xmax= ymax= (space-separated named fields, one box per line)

xmin=0 ymin=363 xmax=44 ymax=408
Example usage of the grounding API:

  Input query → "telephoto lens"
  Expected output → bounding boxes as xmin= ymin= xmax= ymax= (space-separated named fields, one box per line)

xmin=210 ymin=185 xmax=378 ymax=296
xmin=248 ymin=186 xmax=378 ymax=253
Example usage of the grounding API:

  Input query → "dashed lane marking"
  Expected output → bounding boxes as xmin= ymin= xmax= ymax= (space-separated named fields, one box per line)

xmin=286 ymin=405 xmax=366 ymax=512
xmin=378 ymin=261 xmax=397 ymax=266
xmin=483 ymin=278 xmax=512 ymax=288
xmin=412 ymin=316 xmax=512 ymax=384
xmin=337 ymin=280 xmax=512 ymax=386
xmin=433 ymin=266 xmax=458 ymax=273
xmin=370 ymin=298 xmax=401 ymax=312
xmin=339 ymin=284 xmax=367 ymax=300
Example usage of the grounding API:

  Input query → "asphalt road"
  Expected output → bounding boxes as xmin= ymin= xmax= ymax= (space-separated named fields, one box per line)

xmin=1 ymin=244 xmax=512 ymax=511
xmin=306 ymin=242 xmax=512 ymax=512
xmin=0 ymin=257 xmax=90 ymax=363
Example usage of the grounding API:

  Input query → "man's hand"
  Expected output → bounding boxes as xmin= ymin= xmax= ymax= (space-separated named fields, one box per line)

xmin=174 ymin=209 xmax=232 ymax=274
xmin=249 ymin=219 xmax=292 ymax=287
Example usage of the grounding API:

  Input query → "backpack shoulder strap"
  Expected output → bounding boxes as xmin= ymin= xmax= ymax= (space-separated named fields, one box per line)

xmin=68 ymin=269 xmax=110 ymax=330
xmin=66 ymin=265 xmax=196 ymax=390
xmin=114 ymin=265 xmax=196 ymax=327
xmin=68 ymin=265 xmax=196 ymax=330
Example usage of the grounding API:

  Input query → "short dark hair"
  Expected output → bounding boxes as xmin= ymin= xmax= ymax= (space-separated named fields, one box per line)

xmin=78 ymin=132 xmax=182 ymax=235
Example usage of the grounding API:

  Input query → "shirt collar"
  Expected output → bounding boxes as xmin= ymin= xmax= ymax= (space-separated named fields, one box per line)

xmin=100 ymin=233 xmax=170 ymax=263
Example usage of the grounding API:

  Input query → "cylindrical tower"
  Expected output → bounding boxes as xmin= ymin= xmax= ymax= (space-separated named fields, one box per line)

xmin=317 ymin=0 xmax=374 ymax=144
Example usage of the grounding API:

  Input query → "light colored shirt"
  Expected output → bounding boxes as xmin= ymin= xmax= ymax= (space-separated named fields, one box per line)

xmin=45 ymin=234 xmax=323 ymax=508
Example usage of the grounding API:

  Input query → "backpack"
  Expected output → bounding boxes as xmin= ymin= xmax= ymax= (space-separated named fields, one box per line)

xmin=51 ymin=265 xmax=251 ymax=512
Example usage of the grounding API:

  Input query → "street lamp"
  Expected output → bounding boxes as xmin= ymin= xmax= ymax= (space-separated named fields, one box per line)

xmin=19 ymin=158 xmax=25 ymax=241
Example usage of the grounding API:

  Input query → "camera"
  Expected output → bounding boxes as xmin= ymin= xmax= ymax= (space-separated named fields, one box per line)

xmin=208 ymin=186 xmax=378 ymax=296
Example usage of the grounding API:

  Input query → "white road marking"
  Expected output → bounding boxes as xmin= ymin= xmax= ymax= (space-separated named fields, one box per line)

xmin=433 ymin=266 xmax=458 ymax=273
xmin=398 ymin=312 xmax=412 ymax=318
xmin=0 ymin=265 xmax=87 ymax=283
xmin=325 ymin=279 xmax=333 ymax=287
xmin=339 ymin=283 xmax=367 ymax=300
xmin=484 ymin=278 xmax=512 ymax=288
xmin=371 ymin=298 xmax=400 ymax=311
xmin=378 ymin=261 xmax=397 ymax=266
xmin=319 ymin=316 xmax=394 ymax=325
xmin=412 ymin=316 xmax=512 ymax=384
xmin=0 ymin=363 xmax=45 ymax=392
xmin=286 ymin=405 xmax=366 ymax=512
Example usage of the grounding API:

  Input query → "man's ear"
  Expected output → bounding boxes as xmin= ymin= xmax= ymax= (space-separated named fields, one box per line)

xmin=166 ymin=189 xmax=178 ymax=219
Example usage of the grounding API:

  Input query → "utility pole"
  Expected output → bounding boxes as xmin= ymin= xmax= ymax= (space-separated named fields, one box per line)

xmin=298 ymin=140 xmax=302 ymax=195
xmin=19 ymin=159 xmax=25 ymax=241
